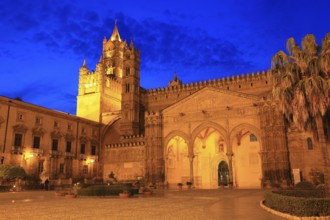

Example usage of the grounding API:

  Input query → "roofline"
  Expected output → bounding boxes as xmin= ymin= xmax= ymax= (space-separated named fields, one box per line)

xmin=0 ymin=95 xmax=101 ymax=126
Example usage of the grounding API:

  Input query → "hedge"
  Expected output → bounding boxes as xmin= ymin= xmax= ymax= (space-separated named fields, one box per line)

xmin=264 ymin=191 xmax=330 ymax=216
xmin=274 ymin=189 xmax=325 ymax=198
xmin=77 ymin=184 xmax=139 ymax=196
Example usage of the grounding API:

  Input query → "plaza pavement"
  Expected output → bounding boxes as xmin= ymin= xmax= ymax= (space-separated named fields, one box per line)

xmin=0 ymin=189 xmax=283 ymax=220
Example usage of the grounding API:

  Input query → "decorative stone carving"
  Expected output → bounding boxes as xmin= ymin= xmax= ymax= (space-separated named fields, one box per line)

xmin=51 ymin=130 xmax=63 ymax=139
xmin=32 ymin=127 xmax=46 ymax=136
xmin=13 ymin=124 xmax=28 ymax=133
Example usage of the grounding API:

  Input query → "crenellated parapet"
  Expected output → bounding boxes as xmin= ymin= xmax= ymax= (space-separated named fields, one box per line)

xmin=145 ymin=70 xmax=271 ymax=96
xmin=105 ymin=141 xmax=145 ymax=148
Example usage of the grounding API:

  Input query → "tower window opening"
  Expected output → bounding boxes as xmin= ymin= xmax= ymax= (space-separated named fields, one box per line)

xmin=126 ymin=84 xmax=130 ymax=93
xmin=307 ymin=138 xmax=313 ymax=150
xmin=126 ymin=67 xmax=130 ymax=76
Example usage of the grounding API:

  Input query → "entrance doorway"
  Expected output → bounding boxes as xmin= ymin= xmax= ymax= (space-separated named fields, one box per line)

xmin=218 ymin=161 xmax=229 ymax=186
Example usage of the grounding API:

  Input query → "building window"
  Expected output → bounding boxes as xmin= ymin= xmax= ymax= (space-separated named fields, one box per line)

xmin=92 ymin=129 xmax=97 ymax=136
xmin=59 ymin=164 xmax=64 ymax=174
xmin=35 ymin=117 xmax=42 ymax=125
xmin=80 ymin=144 xmax=85 ymax=154
xmin=91 ymin=145 xmax=96 ymax=155
xmin=38 ymin=161 xmax=44 ymax=174
xmin=307 ymin=138 xmax=313 ymax=150
xmin=54 ymin=121 xmax=59 ymax=128
xmin=17 ymin=113 xmax=24 ymax=121
xmin=14 ymin=133 xmax=23 ymax=147
xmin=33 ymin=136 xmax=40 ymax=148
xmin=250 ymin=134 xmax=257 ymax=142
xmin=68 ymin=124 xmax=72 ymax=130
xmin=66 ymin=141 xmax=72 ymax=153
xmin=82 ymin=128 xmax=85 ymax=134
xmin=83 ymin=165 xmax=88 ymax=175
xmin=52 ymin=139 xmax=58 ymax=151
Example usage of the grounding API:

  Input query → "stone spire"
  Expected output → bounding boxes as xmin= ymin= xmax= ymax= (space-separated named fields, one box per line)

xmin=129 ymin=37 xmax=134 ymax=49
xmin=82 ymin=59 xmax=87 ymax=68
xmin=110 ymin=20 xmax=122 ymax=42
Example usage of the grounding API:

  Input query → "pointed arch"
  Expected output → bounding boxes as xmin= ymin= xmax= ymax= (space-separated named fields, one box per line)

xmin=229 ymin=123 xmax=262 ymax=150
xmin=191 ymin=122 xmax=229 ymax=147
xmin=163 ymin=130 xmax=190 ymax=155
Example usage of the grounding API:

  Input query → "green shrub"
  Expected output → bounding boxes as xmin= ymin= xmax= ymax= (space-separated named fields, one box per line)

xmin=0 ymin=185 xmax=11 ymax=192
xmin=295 ymin=181 xmax=314 ymax=190
xmin=78 ymin=185 xmax=122 ymax=196
xmin=0 ymin=164 xmax=26 ymax=181
xmin=264 ymin=191 xmax=330 ymax=216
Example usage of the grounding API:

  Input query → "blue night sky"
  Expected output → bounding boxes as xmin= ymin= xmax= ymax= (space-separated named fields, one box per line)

xmin=0 ymin=0 xmax=329 ymax=114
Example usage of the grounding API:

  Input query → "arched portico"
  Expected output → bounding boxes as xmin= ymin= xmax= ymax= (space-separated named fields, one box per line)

xmin=163 ymin=132 xmax=190 ymax=188
xmin=191 ymin=123 xmax=230 ymax=189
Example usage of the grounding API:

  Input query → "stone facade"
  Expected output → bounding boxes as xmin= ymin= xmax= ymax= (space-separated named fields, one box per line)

xmin=0 ymin=24 xmax=328 ymax=188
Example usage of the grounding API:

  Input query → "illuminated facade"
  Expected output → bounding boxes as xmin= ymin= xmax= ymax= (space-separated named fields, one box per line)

xmin=0 ymin=24 xmax=327 ymax=188
xmin=0 ymin=97 xmax=101 ymax=185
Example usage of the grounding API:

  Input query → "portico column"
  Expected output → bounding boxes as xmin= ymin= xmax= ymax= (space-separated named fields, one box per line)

xmin=226 ymin=152 xmax=234 ymax=183
xmin=188 ymin=155 xmax=194 ymax=184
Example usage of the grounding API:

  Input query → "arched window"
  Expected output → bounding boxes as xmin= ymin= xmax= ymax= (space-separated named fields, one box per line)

xmin=307 ymin=138 xmax=313 ymax=150
xmin=250 ymin=134 xmax=257 ymax=142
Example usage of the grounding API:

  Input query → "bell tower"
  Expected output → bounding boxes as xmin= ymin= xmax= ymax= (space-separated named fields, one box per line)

xmin=76 ymin=22 xmax=141 ymax=129
xmin=120 ymin=39 xmax=141 ymax=135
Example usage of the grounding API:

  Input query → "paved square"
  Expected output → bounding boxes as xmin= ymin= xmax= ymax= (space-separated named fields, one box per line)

xmin=0 ymin=189 xmax=283 ymax=220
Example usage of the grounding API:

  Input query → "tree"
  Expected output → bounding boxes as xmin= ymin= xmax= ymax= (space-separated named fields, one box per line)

xmin=0 ymin=164 xmax=26 ymax=182
xmin=271 ymin=33 xmax=330 ymax=195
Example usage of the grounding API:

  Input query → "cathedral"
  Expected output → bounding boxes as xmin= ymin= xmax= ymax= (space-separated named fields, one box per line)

xmin=0 ymin=24 xmax=327 ymax=189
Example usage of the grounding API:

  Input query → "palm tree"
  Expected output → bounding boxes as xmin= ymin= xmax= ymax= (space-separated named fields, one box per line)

xmin=271 ymin=33 xmax=330 ymax=195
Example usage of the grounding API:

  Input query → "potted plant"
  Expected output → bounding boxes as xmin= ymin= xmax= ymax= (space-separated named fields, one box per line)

xmin=177 ymin=183 xmax=183 ymax=190
xmin=54 ymin=191 xmax=65 ymax=197
xmin=186 ymin=181 xmax=192 ymax=189
xmin=119 ymin=190 xmax=130 ymax=198
xmin=65 ymin=192 xmax=77 ymax=199
xmin=143 ymin=187 xmax=153 ymax=195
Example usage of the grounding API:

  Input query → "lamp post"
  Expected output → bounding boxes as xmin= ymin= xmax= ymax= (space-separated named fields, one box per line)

xmin=90 ymin=159 xmax=94 ymax=178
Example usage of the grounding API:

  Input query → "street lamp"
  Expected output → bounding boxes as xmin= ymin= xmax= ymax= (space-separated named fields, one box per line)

xmin=23 ymin=153 xmax=33 ymax=162
xmin=90 ymin=159 xmax=94 ymax=177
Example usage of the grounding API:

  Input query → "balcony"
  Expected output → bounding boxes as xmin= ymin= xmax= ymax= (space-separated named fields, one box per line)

xmin=79 ymin=154 xmax=87 ymax=160
xmin=89 ymin=155 xmax=98 ymax=161
xmin=11 ymin=146 xmax=23 ymax=154
xmin=64 ymin=152 xmax=75 ymax=159
xmin=32 ymin=148 xmax=44 ymax=156
xmin=49 ymin=150 xmax=62 ymax=158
